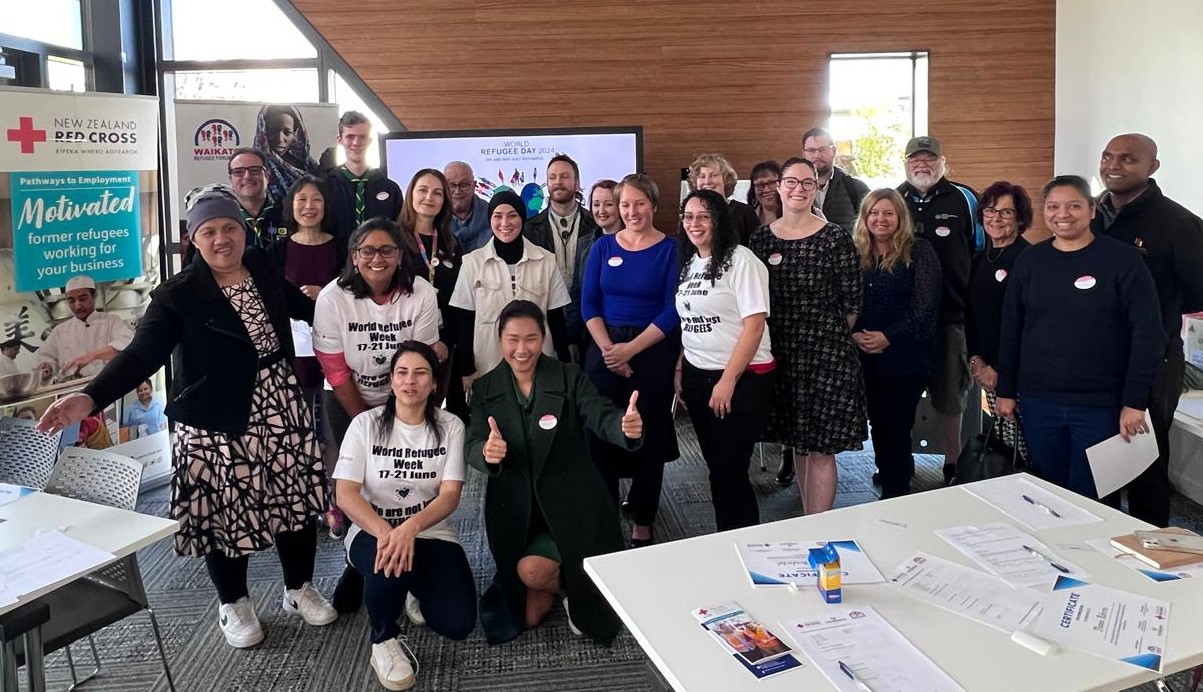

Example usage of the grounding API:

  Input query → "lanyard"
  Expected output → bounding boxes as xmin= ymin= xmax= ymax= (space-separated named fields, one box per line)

xmin=415 ymin=231 xmax=439 ymax=283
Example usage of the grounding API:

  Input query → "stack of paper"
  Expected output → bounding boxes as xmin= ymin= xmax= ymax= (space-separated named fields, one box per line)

xmin=0 ymin=530 xmax=116 ymax=606
xmin=936 ymin=522 xmax=1090 ymax=587
xmin=962 ymin=476 xmax=1102 ymax=532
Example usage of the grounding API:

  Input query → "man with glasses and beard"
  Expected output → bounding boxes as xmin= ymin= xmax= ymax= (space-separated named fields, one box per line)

xmin=227 ymin=147 xmax=287 ymax=249
xmin=801 ymin=127 xmax=869 ymax=234
xmin=444 ymin=161 xmax=491 ymax=252
xmin=524 ymin=154 xmax=601 ymax=361
xmin=897 ymin=136 xmax=984 ymax=486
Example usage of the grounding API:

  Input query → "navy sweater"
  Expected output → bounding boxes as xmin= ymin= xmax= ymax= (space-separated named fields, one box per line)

xmin=853 ymin=238 xmax=943 ymax=378
xmin=996 ymin=235 xmax=1164 ymax=410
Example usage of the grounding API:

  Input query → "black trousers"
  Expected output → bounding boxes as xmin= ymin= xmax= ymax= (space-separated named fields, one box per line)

xmin=204 ymin=522 xmax=318 ymax=604
xmin=348 ymin=532 xmax=477 ymax=643
xmin=585 ymin=328 xmax=680 ymax=527
xmin=1124 ymin=348 xmax=1184 ymax=527
xmin=864 ymin=371 xmax=927 ymax=500
xmin=681 ymin=360 xmax=772 ymax=531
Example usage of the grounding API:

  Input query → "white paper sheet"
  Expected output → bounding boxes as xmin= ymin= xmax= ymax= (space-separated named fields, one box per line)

xmin=1086 ymin=538 xmax=1203 ymax=582
xmin=735 ymin=540 xmax=885 ymax=587
xmin=889 ymin=552 xmax=1046 ymax=632
xmin=0 ymin=483 xmax=37 ymax=508
xmin=936 ymin=523 xmax=1090 ymax=588
xmin=784 ymin=605 xmax=965 ymax=692
xmin=962 ymin=476 xmax=1102 ymax=532
xmin=1086 ymin=425 xmax=1159 ymax=497
xmin=290 ymin=319 xmax=314 ymax=357
xmin=0 ymin=529 xmax=116 ymax=606
xmin=1176 ymin=396 xmax=1203 ymax=421
xmin=1030 ymin=576 xmax=1170 ymax=672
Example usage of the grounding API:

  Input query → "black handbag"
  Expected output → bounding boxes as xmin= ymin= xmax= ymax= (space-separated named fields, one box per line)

xmin=952 ymin=416 xmax=1019 ymax=485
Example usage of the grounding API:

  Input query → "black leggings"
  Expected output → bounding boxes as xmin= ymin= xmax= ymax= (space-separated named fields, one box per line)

xmin=204 ymin=522 xmax=318 ymax=604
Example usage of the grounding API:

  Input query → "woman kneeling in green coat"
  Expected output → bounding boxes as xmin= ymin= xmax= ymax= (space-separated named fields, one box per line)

xmin=466 ymin=299 xmax=643 ymax=645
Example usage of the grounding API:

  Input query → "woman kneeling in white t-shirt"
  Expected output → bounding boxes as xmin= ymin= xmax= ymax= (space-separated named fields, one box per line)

xmin=334 ymin=341 xmax=476 ymax=691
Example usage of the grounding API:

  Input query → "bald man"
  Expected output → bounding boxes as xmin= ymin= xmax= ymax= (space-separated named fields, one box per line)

xmin=444 ymin=161 xmax=491 ymax=252
xmin=1093 ymin=133 xmax=1203 ymax=527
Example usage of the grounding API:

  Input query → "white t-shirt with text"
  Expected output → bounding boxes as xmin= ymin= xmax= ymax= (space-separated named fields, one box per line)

xmin=332 ymin=407 xmax=466 ymax=549
xmin=675 ymin=245 xmax=773 ymax=371
xmin=312 ymin=278 xmax=440 ymax=406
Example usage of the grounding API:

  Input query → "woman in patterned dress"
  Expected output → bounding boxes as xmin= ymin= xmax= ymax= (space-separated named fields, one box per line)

xmin=748 ymin=158 xmax=866 ymax=515
xmin=39 ymin=194 xmax=336 ymax=649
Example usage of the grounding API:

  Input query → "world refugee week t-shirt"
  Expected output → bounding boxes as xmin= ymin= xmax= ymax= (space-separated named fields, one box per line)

xmin=675 ymin=245 xmax=773 ymax=371
xmin=332 ymin=407 xmax=467 ymax=549
xmin=312 ymin=278 xmax=440 ymax=406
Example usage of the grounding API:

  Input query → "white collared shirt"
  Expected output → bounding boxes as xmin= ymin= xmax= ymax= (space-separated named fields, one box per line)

xmin=35 ymin=311 xmax=134 ymax=376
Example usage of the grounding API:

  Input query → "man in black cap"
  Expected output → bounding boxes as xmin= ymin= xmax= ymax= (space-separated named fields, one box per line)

xmin=523 ymin=154 xmax=600 ymax=361
xmin=1093 ymin=133 xmax=1203 ymax=527
xmin=897 ymin=136 xmax=984 ymax=485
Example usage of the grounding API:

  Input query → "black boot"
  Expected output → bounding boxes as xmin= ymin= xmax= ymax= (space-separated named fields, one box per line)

xmin=775 ymin=446 xmax=796 ymax=487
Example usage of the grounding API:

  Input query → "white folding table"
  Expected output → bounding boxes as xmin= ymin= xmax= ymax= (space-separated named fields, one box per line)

xmin=585 ymin=473 xmax=1203 ymax=691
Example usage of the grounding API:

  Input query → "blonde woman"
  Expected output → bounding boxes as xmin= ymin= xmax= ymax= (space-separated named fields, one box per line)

xmin=688 ymin=153 xmax=760 ymax=244
xmin=850 ymin=189 xmax=942 ymax=499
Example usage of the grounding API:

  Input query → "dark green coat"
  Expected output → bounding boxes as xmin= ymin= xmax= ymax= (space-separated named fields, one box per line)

xmin=466 ymin=355 xmax=638 ymax=645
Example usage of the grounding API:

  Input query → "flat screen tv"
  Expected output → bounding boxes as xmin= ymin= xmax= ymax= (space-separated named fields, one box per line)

xmin=381 ymin=126 xmax=643 ymax=217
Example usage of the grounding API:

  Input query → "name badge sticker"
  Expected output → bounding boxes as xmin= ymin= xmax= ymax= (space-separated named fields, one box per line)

xmin=607 ymin=256 xmax=623 ymax=267
xmin=935 ymin=226 xmax=952 ymax=237
xmin=538 ymin=414 xmax=558 ymax=430
xmin=995 ymin=269 xmax=1008 ymax=282
xmin=768 ymin=253 xmax=783 ymax=266
xmin=376 ymin=191 xmax=390 ymax=201
xmin=1074 ymin=275 xmax=1097 ymax=290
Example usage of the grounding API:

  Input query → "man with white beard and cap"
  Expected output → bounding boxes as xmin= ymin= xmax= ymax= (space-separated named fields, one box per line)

xmin=897 ymin=136 xmax=984 ymax=486
xmin=35 ymin=275 xmax=134 ymax=379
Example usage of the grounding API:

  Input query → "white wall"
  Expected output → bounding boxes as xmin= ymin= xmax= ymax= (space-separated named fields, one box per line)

xmin=1056 ymin=0 xmax=1203 ymax=215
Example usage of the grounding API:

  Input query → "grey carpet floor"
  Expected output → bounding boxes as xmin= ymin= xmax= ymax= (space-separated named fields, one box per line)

xmin=22 ymin=419 xmax=1203 ymax=692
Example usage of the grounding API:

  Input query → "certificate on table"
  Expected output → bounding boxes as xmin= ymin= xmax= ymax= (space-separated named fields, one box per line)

xmin=735 ymin=540 xmax=885 ymax=587
xmin=784 ymin=605 xmax=965 ymax=692
xmin=889 ymin=552 xmax=1045 ymax=632
xmin=936 ymin=522 xmax=1090 ymax=588
xmin=0 ymin=483 xmax=37 ymax=508
xmin=962 ymin=476 xmax=1102 ymax=532
xmin=1030 ymin=576 xmax=1170 ymax=672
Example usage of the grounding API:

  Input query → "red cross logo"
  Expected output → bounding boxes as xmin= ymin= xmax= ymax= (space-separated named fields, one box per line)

xmin=6 ymin=116 xmax=47 ymax=154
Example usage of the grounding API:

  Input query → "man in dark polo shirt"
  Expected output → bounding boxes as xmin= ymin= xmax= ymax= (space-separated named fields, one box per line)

xmin=1094 ymin=133 xmax=1203 ymax=527
xmin=228 ymin=147 xmax=286 ymax=249
xmin=897 ymin=136 xmax=984 ymax=484
xmin=326 ymin=111 xmax=402 ymax=247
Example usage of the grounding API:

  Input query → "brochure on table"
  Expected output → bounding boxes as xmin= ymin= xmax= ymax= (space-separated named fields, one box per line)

xmin=784 ymin=605 xmax=965 ymax=692
xmin=962 ymin=476 xmax=1103 ymax=532
xmin=890 ymin=552 xmax=1170 ymax=672
xmin=691 ymin=602 xmax=804 ymax=679
xmin=735 ymin=540 xmax=885 ymax=587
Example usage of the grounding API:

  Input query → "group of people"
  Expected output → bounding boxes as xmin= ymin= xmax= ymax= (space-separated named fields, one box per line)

xmin=35 ymin=112 xmax=1203 ymax=692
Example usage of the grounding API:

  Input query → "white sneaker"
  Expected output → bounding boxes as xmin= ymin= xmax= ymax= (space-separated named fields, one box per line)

xmin=371 ymin=638 xmax=417 ymax=691
xmin=218 ymin=597 xmax=264 ymax=648
xmin=282 ymin=582 xmax=338 ymax=626
xmin=563 ymin=598 xmax=583 ymax=637
xmin=404 ymin=593 xmax=426 ymax=626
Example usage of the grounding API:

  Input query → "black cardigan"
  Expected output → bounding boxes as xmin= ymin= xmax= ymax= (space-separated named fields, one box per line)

xmin=84 ymin=248 xmax=314 ymax=435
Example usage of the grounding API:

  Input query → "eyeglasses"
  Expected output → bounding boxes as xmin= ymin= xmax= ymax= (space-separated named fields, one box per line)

xmin=355 ymin=245 xmax=399 ymax=259
xmin=780 ymin=177 xmax=818 ymax=191
xmin=680 ymin=212 xmax=713 ymax=224
xmin=982 ymin=207 xmax=1017 ymax=219
xmin=752 ymin=180 xmax=780 ymax=191
xmin=229 ymin=165 xmax=266 ymax=178
xmin=802 ymin=146 xmax=835 ymax=156
xmin=907 ymin=156 xmax=939 ymax=166
xmin=447 ymin=182 xmax=474 ymax=192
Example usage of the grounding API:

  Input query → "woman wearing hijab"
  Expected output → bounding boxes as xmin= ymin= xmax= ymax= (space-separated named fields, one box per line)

xmin=253 ymin=104 xmax=320 ymax=203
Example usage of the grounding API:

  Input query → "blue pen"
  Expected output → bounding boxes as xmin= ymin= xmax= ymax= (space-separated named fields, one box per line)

xmin=1022 ymin=544 xmax=1070 ymax=573
xmin=1022 ymin=494 xmax=1062 ymax=518
xmin=838 ymin=660 xmax=874 ymax=692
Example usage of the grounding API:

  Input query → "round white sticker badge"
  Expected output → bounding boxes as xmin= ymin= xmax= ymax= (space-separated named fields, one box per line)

xmin=1074 ymin=275 xmax=1097 ymax=290
xmin=607 ymin=256 xmax=624 ymax=267
xmin=376 ymin=191 xmax=390 ymax=201
xmin=934 ymin=226 xmax=952 ymax=237
xmin=442 ymin=261 xmax=454 ymax=270
xmin=538 ymin=414 xmax=558 ymax=430
xmin=768 ymin=253 xmax=783 ymax=266
xmin=994 ymin=269 xmax=1008 ymax=282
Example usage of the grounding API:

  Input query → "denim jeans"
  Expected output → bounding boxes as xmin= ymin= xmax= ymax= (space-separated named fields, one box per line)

xmin=1018 ymin=395 xmax=1120 ymax=505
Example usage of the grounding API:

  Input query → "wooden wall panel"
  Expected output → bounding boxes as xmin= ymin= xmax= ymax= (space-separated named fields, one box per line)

xmin=293 ymin=0 xmax=1055 ymax=232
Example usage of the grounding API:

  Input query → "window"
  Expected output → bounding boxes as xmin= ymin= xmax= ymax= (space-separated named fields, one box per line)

xmin=174 ymin=69 xmax=320 ymax=102
xmin=46 ymin=56 xmax=87 ymax=92
xmin=0 ymin=0 xmax=83 ymax=49
xmin=169 ymin=0 xmax=316 ymax=60
xmin=828 ymin=52 xmax=929 ymax=189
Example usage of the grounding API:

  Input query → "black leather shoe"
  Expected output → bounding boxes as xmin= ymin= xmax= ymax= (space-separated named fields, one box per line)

xmin=775 ymin=447 xmax=795 ymax=486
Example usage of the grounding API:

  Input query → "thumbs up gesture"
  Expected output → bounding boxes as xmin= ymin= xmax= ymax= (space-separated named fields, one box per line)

xmin=483 ymin=416 xmax=507 ymax=464
xmin=621 ymin=391 xmax=643 ymax=440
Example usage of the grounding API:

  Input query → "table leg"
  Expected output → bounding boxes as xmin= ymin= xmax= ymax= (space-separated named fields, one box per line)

xmin=2 ymin=640 xmax=18 ymax=692
xmin=644 ymin=660 xmax=673 ymax=691
xmin=23 ymin=629 xmax=46 ymax=692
